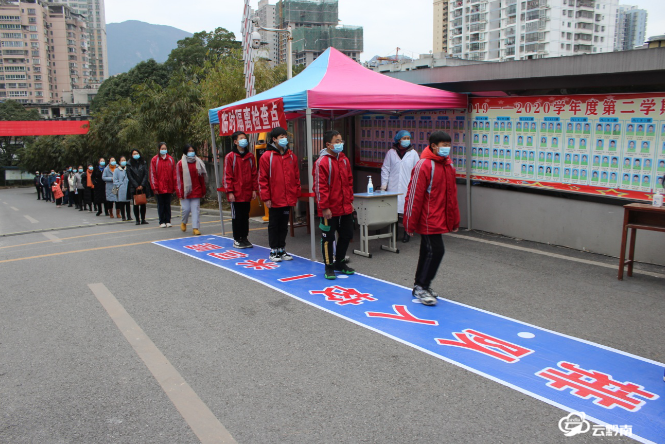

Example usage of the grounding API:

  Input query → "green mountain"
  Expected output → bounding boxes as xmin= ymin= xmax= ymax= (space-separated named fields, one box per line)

xmin=106 ymin=20 xmax=192 ymax=75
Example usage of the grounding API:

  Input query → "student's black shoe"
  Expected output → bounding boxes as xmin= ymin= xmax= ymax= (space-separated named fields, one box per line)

xmin=233 ymin=240 xmax=246 ymax=249
xmin=79 ymin=208 xmax=83 ymax=211
xmin=402 ymin=232 xmax=410 ymax=243
xmin=324 ymin=265 xmax=337 ymax=280
xmin=334 ymin=261 xmax=355 ymax=275
xmin=242 ymin=238 xmax=253 ymax=248
xmin=135 ymin=220 xmax=141 ymax=225
xmin=96 ymin=211 xmax=102 ymax=216
xmin=141 ymin=220 xmax=148 ymax=225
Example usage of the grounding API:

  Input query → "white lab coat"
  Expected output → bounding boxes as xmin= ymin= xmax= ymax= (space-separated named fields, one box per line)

xmin=380 ymin=148 xmax=420 ymax=214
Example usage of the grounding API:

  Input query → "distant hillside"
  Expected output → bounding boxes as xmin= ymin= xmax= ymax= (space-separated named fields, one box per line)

xmin=106 ymin=20 xmax=192 ymax=75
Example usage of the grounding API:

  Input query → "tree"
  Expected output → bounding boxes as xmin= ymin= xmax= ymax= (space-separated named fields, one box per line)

xmin=17 ymin=136 xmax=64 ymax=172
xmin=0 ymin=100 xmax=40 ymax=166
xmin=165 ymin=27 xmax=241 ymax=70
xmin=91 ymin=59 xmax=170 ymax=112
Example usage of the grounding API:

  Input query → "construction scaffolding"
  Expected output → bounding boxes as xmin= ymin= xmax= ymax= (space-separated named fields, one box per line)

xmin=277 ymin=0 xmax=338 ymax=27
xmin=291 ymin=25 xmax=364 ymax=53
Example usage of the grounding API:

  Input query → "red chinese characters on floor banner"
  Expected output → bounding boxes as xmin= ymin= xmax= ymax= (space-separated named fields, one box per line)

xmin=217 ymin=98 xmax=288 ymax=136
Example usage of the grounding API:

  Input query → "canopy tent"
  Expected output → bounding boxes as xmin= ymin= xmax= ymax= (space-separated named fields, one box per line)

xmin=208 ymin=47 xmax=469 ymax=259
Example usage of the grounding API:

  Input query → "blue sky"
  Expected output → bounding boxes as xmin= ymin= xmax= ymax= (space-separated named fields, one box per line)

xmin=105 ymin=0 xmax=664 ymax=62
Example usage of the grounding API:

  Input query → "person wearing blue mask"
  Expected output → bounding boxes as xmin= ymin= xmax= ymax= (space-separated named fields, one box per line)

xmin=224 ymin=131 xmax=258 ymax=247
xmin=150 ymin=142 xmax=176 ymax=228
xmin=81 ymin=163 xmax=95 ymax=212
xmin=380 ymin=129 xmax=420 ymax=243
xmin=404 ymin=131 xmax=460 ymax=306
xmin=92 ymin=157 xmax=108 ymax=216
xmin=177 ymin=145 xmax=208 ymax=236
xmin=102 ymin=157 xmax=120 ymax=218
xmin=112 ymin=156 xmax=132 ymax=221
xmin=259 ymin=127 xmax=301 ymax=262
xmin=127 ymin=149 xmax=151 ymax=225
xmin=314 ymin=130 xmax=355 ymax=280
xmin=73 ymin=165 xmax=85 ymax=210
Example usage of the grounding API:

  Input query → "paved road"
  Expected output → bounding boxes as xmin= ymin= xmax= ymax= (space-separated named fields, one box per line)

xmin=1 ymin=186 xmax=662 ymax=443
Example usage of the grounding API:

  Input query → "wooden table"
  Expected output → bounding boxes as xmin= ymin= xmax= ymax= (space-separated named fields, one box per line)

xmin=618 ymin=203 xmax=665 ymax=280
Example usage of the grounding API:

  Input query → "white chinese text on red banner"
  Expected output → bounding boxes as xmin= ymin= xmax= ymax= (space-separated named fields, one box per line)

xmin=217 ymin=98 xmax=288 ymax=136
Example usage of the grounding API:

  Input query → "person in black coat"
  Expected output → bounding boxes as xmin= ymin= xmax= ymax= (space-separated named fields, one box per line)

xmin=92 ymin=157 xmax=108 ymax=216
xmin=81 ymin=163 xmax=94 ymax=211
xmin=127 ymin=148 xmax=152 ymax=225
xmin=34 ymin=172 xmax=42 ymax=200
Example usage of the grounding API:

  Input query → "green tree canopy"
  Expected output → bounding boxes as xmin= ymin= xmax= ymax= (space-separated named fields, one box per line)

xmin=0 ymin=100 xmax=41 ymax=166
xmin=91 ymin=59 xmax=170 ymax=112
xmin=165 ymin=27 xmax=241 ymax=70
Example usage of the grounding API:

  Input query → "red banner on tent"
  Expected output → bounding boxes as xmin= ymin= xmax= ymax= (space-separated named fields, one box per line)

xmin=217 ymin=98 xmax=287 ymax=136
xmin=0 ymin=120 xmax=90 ymax=136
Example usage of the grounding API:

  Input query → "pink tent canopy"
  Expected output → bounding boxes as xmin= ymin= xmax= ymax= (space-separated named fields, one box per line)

xmin=209 ymin=48 xmax=467 ymax=123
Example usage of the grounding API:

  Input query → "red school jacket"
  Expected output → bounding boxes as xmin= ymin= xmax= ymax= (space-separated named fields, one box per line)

xmin=404 ymin=147 xmax=460 ymax=235
xmin=175 ymin=159 xmax=207 ymax=199
xmin=313 ymin=150 xmax=354 ymax=217
xmin=258 ymin=144 xmax=301 ymax=208
xmin=149 ymin=154 xmax=176 ymax=194
xmin=223 ymin=148 xmax=258 ymax=202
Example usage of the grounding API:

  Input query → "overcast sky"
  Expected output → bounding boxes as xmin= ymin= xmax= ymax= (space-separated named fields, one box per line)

xmin=105 ymin=0 xmax=664 ymax=62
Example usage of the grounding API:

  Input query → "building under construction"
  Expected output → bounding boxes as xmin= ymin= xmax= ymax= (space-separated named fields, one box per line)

xmin=274 ymin=0 xmax=363 ymax=66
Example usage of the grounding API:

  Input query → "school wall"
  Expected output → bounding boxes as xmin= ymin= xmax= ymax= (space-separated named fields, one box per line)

xmin=456 ymin=184 xmax=665 ymax=266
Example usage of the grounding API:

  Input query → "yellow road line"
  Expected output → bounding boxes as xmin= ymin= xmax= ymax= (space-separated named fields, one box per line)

xmin=0 ymin=219 xmax=230 ymax=250
xmin=0 ymin=227 xmax=268 ymax=263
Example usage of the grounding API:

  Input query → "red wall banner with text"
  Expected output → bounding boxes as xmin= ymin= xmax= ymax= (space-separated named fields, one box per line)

xmin=217 ymin=98 xmax=287 ymax=136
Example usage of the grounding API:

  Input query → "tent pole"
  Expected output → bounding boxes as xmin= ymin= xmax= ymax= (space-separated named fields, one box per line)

xmin=306 ymin=108 xmax=317 ymax=261
xmin=209 ymin=123 xmax=226 ymax=236
xmin=464 ymin=109 xmax=473 ymax=231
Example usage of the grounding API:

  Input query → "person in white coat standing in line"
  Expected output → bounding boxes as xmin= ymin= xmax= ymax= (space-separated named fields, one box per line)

xmin=380 ymin=129 xmax=420 ymax=242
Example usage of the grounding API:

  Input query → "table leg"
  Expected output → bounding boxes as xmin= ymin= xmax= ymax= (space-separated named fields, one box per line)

xmin=618 ymin=209 xmax=629 ymax=280
xmin=627 ymin=227 xmax=636 ymax=277
xmin=353 ymin=224 xmax=371 ymax=258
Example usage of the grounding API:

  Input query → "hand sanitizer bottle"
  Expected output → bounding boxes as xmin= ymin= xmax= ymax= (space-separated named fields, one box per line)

xmin=653 ymin=189 xmax=663 ymax=207
xmin=367 ymin=176 xmax=374 ymax=194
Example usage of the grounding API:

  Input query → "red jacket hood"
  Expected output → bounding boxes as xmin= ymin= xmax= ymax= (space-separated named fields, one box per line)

xmin=420 ymin=146 xmax=453 ymax=165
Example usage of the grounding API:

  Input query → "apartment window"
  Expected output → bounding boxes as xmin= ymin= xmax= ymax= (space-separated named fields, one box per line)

xmin=568 ymin=22 xmax=571 ymax=27
xmin=27 ymin=8 xmax=36 ymax=15
xmin=561 ymin=43 xmax=565 ymax=48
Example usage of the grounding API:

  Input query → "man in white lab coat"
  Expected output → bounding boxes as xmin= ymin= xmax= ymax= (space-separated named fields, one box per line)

xmin=380 ymin=129 xmax=420 ymax=243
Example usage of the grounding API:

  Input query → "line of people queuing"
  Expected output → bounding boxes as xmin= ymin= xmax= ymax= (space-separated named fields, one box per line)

xmin=227 ymin=127 xmax=459 ymax=305
xmin=31 ymin=144 xmax=208 ymax=232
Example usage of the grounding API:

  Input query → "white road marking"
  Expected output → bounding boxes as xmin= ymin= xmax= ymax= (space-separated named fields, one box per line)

xmin=42 ymin=232 xmax=61 ymax=243
xmin=88 ymin=283 xmax=236 ymax=444
xmin=24 ymin=215 xmax=39 ymax=224
xmin=447 ymin=233 xmax=665 ymax=279
xmin=10 ymin=206 xmax=19 ymax=211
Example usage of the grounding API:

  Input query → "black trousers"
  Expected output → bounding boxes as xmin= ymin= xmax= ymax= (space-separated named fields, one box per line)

xmin=119 ymin=202 xmax=131 ymax=219
xmin=55 ymin=197 xmax=62 ymax=206
xmin=105 ymin=201 xmax=115 ymax=213
xmin=35 ymin=186 xmax=42 ymax=199
xmin=133 ymin=203 xmax=146 ymax=221
xmin=320 ymin=213 xmax=354 ymax=266
xmin=231 ymin=202 xmax=251 ymax=241
xmin=414 ymin=233 xmax=445 ymax=289
xmin=156 ymin=194 xmax=172 ymax=224
xmin=268 ymin=207 xmax=290 ymax=250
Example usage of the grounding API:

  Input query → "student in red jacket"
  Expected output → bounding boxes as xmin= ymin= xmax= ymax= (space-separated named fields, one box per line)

xmin=176 ymin=144 xmax=208 ymax=235
xmin=224 ymin=131 xmax=258 ymax=249
xmin=150 ymin=142 xmax=176 ymax=228
xmin=258 ymin=127 xmax=301 ymax=262
xmin=404 ymin=131 xmax=460 ymax=306
xmin=314 ymin=130 xmax=355 ymax=279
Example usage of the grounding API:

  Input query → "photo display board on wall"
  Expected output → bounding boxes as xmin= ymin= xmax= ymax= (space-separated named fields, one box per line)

xmin=355 ymin=93 xmax=665 ymax=201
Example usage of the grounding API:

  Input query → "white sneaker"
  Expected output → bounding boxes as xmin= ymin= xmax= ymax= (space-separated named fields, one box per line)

xmin=165 ymin=223 xmax=172 ymax=228
xmin=159 ymin=223 xmax=166 ymax=228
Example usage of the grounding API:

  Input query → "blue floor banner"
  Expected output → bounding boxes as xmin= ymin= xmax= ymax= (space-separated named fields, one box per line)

xmin=155 ymin=235 xmax=664 ymax=443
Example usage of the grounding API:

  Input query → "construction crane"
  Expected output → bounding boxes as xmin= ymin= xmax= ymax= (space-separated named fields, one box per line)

xmin=376 ymin=47 xmax=400 ymax=62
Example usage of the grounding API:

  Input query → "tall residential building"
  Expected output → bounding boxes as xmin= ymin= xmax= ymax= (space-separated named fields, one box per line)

xmin=273 ymin=0 xmax=363 ymax=67
xmin=438 ymin=0 xmax=618 ymax=62
xmin=255 ymin=0 xmax=280 ymax=65
xmin=50 ymin=0 xmax=107 ymax=82
xmin=614 ymin=4 xmax=647 ymax=51
xmin=0 ymin=0 xmax=90 ymax=105
xmin=433 ymin=0 xmax=449 ymax=54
